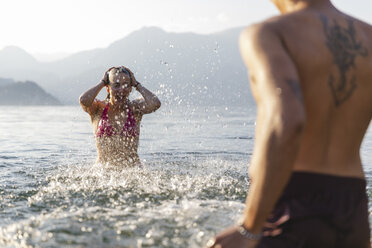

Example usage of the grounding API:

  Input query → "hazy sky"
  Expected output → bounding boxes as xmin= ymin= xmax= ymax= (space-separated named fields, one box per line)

xmin=0 ymin=0 xmax=371 ymax=60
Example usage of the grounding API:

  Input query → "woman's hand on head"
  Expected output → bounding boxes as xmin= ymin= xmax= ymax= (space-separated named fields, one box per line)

xmin=122 ymin=66 xmax=138 ymax=88
xmin=100 ymin=67 xmax=115 ymax=86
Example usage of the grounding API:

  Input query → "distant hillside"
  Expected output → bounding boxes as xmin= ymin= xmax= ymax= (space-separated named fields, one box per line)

xmin=0 ymin=27 xmax=254 ymax=107
xmin=0 ymin=78 xmax=61 ymax=105
xmin=0 ymin=78 xmax=15 ymax=87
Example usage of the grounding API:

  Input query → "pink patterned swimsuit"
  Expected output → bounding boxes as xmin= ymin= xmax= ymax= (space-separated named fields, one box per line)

xmin=96 ymin=103 xmax=139 ymax=138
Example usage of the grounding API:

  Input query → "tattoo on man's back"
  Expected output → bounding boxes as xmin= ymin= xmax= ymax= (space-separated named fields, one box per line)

xmin=286 ymin=79 xmax=303 ymax=103
xmin=320 ymin=15 xmax=368 ymax=106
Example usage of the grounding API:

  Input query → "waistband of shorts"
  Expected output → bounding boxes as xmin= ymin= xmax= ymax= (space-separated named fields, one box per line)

xmin=282 ymin=171 xmax=367 ymax=196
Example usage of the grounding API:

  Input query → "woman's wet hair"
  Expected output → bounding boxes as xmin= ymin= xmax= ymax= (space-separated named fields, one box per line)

xmin=106 ymin=66 xmax=133 ymax=101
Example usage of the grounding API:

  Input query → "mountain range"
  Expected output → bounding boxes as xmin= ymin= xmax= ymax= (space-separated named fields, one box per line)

xmin=0 ymin=26 xmax=254 ymax=107
xmin=0 ymin=78 xmax=61 ymax=105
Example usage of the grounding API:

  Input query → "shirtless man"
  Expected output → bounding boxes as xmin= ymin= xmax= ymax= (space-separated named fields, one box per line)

xmin=209 ymin=0 xmax=372 ymax=247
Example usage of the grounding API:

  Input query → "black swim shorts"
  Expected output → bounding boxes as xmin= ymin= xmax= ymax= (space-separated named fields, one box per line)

xmin=257 ymin=172 xmax=371 ymax=248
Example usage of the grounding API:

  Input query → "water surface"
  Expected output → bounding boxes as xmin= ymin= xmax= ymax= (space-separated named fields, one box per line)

xmin=0 ymin=106 xmax=371 ymax=247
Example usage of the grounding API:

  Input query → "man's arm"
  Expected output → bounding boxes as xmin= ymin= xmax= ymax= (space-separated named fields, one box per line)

xmin=240 ymin=23 xmax=305 ymax=234
xmin=211 ymin=22 xmax=305 ymax=248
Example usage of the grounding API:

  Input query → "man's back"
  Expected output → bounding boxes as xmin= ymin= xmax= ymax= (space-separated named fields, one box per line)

xmin=265 ymin=6 xmax=372 ymax=178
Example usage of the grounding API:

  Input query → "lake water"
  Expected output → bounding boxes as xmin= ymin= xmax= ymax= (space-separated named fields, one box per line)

xmin=0 ymin=105 xmax=371 ymax=247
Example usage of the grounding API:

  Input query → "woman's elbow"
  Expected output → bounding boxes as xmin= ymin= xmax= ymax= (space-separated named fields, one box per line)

xmin=79 ymin=94 xmax=90 ymax=108
xmin=79 ymin=94 xmax=85 ymax=106
xmin=153 ymin=97 xmax=161 ymax=111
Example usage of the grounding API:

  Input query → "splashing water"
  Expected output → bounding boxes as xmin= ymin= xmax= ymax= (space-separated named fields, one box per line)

xmin=1 ymin=157 xmax=249 ymax=247
xmin=0 ymin=106 xmax=371 ymax=247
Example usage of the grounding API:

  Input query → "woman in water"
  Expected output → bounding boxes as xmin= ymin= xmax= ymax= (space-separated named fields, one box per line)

xmin=79 ymin=66 xmax=161 ymax=166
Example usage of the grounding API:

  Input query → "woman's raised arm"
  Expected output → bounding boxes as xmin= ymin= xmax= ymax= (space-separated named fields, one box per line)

xmin=79 ymin=68 xmax=112 ymax=114
xmin=132 ymin=82 xmax=161 ymax=114
xmin=125 ymin=67 xmax=161 ymax=114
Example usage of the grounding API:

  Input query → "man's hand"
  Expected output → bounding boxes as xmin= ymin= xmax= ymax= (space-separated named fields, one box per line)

xmin=206 ymin=226 xmax=259 ymax=248
xmin=263 ymin=205 xmax=290 ymax=237
xmin=207 ymin=210 xmax=289 ymax=248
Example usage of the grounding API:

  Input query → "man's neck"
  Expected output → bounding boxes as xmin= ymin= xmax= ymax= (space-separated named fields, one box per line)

xmin=279 ymin=0 xmax=333 ymax=14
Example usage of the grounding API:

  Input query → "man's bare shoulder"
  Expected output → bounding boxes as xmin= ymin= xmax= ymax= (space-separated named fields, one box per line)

xmin=340 ymin=11 xmax=371 ymax=27
xmin=240 ymin=18 xmax=281 ymax=50
xmin=240 ymin=12 xmax=301 ymax=44
xmin=338 ymin=13 xmax=372 ymax=54
xmin=239 ymin=17 xmax=285 ymax=67
xmin=241 ymin=16 xmax=281 ymax=37
xmin=352 ymin=16 xmax=372 ymax=38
